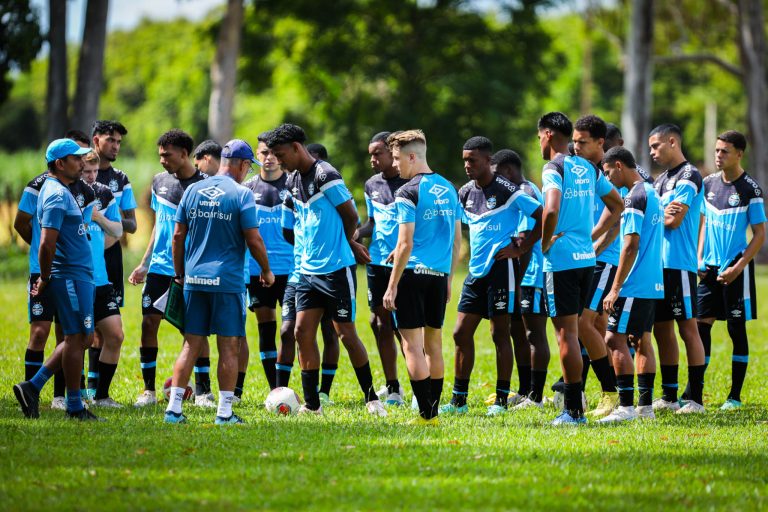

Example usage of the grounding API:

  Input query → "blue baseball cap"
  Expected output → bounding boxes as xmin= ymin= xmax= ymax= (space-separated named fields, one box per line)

xmin=222 ymin=139 xmax=256 ymax=162
xmin=46 ymin=138 xmax=92 ymax=163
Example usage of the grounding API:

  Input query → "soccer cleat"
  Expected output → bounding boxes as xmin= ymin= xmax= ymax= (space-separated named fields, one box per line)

xmin=411 ymin=395 xmax=419 ymax=411
xmin=318 ymin=392 xmax=334 ymax=406
xmin=677 ymin=401 xmax=706 ymax=414
xmin=652 ymin=398 xmax=681 ymax=412
xmin=215 ymin=414 xmax=245 ymax=425
xmin=483 ymin=393 xmax=497 ymax=406
xmin=586 ymin=392 xmax=619 ymax=419
xmin=484 ymin=392 xmax=524 ymax=406
xmin=385 ymin=392 xmax=405 ymax=407
xmin=91 ymin=397 xmax=124 ymax=408
xmin=486 ymin=404 xmax=507 ymax=416
xmin=366 ymin=399 xmax=388 ymax=417
xmin=193 ymin=392 xmax=217 ymax=408
xmin=232 ymin=395 xmax=241 ymax=405
xmin=407 ymin=416 xmax=439 ymax=426
xmin=438 ymin=402 xmax=468 ymax=415
xmin=635 ymin=405 xmax=655 ymax=419
xmin=513 ymin=398 xmax=544 ymax=410
xmin=552 ymin=391 xmax=565 ymax=410
xmin=298 ymin=405 xmax=323 ymax=415
xmin=720 ymin=398 xmax=743 ymax=411
xmin=66 ymin=408 xmax=105 ymax=421
xmin=376 ymin=385 xmax=389 ymax=401
xmin=51 ymin=396 xmax=66 ymax=410
xmin=84 ymin=388 xmax=96 ymax=402
xmin=13 ymin=381 xmax=40 ymax=419
xmin=134 ymin=390 xmax=157 ymax=407
xmin=164 ymin=411 xmax=187 ymax=424
xmin=551 ymin=411 xmax=587 ymax=426
xmin=597 ymin=405 xmax=637 ymax=423
xmin=551 ymin=380 xmax=565 ymax=393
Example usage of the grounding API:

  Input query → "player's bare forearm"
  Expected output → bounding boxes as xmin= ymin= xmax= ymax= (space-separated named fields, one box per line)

xmin=734 ymin=222 xmax=765 ymax=273
xmin=14 ymin=210 xmax=32 ymax=245
xmin=611 ymin=234 xmax=639 ymax=294
xmin=518 ymin=207 xmax=543 ymax=254
xmin=121 ymin=208 xmax=137 ymax=234
xmin=336 ymin=200 xmax=360 ymax=242
xmin=593 ymin=189 xmax=623 ymax=240
xmin=171 ymin=223 xmax=187 ymax=278
xmin=245 ymin=228 xmax=271 ymax=274
xmin=356 ymin=218 xmax=374 ymax=240
xmin=37 ymin=228 xmax=59 ymax=279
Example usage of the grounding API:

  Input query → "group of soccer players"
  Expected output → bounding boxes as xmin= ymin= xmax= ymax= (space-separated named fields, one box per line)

xmin=11 ymin=111 xmax=765 ymax=425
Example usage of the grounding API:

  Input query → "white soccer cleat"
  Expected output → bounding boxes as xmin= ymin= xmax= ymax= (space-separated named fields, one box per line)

xmin=134 ymin=390 xmax=157 ymax=407
xmin=652 ymin=398 xmax=681 ymax=412
xmin=376 ymin=385 xmax=389 ymax=401
xmin=512 ymin=397 xmax=544 ymax=410
xmin=676 ymin=401 xmax=706 ymax=414
xmin=193 ymin=393 xmax=217 ymax=408
xmin=91 ymin=397 xmax=124 ymax=408
xmin=298 ymin=405 xmax=323 ymax=415
xmin=635 ymin=405 xmax=655 ymax=419
xmin=366 ymin=399 xmax=388 ymax=417
xmin=411 ymin=395 xmax=419 ymax=411
xmin=597 ymin=405 xmax=638 ymax=423
xmin=51 ymin=396 xmax=66 ymax=410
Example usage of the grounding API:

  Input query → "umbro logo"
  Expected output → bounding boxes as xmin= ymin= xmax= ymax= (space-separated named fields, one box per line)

xmin=198 ymin=186 xmax=225 ymax=201
xmin=254 ymin=192 xmax=263 ymax=201
xmin=571 ymin=165 xmax=589 ymax=178
xmin=159 ymin=186 xmax=168 ymax=195
xmin=429 ymin=184 xmax=449 ymax=199
xmin=494 ymin=301 xmax=506 ymax=309
xmin=731 ymin=309 xmax=742 ymax=317
xmin=279 ymin=190 xmax=289 ymax=200
xmin=371 ymin=191 xmax=380 ymax=199
xmin=673 ymin=307 xmax=682 ymax=315
xmin=337 ymin=308 xmax=349 ymax=317
xmin=465 ymin=199 xmax=474 ymax=208
xmin=521 ymin=300 xmax=530 ymax=308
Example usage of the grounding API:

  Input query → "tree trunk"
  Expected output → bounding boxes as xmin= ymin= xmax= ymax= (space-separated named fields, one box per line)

xmin=620 ymin=0 xmax=654 ymax=171
xmin=208 ymin=0 xmax=244 ymax=143
xmin=46 ymin=0 xmax=68 ymax=142
xmin=72 ymin=0 xmax=109 ymax=134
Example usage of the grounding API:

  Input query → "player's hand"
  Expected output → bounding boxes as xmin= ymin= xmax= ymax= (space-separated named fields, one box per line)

xmin=353 ymin=228 xmax=360 ymax=241
xmin=542 ymin=232 xmax=563 ymax=254
xmin=128 ymin=264 xmax=148 ymax=285
xmin=30 ymin=277 xmax=46 ymax=297
xmin=350 ymin=240 xmax=371 ymax=264
xmin=603 ymin=289 xmax=619 ymax=315
xmin=717 ymin=265 xmax=742 ymax=285
xmin=383 ymin=286 xmax=397 ymax=312
xmin=665 ymin=201 xmax=685 ymax=216
xmin=385 ymin=250 xmax=395 ymax=264
xmin=495 ymin=240 xmax=522 ymax=260
xmin=260 ymin=270 xmax=275 ymax=288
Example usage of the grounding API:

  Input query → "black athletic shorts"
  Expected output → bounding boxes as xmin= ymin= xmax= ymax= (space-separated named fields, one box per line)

xmin=697 ymin=258 xmax=757 ymax=321
xmin=544 ymin=266 xmax=594 ymax=318
xmin=247 ymin=274 xmax=288 ymax=311
xmin=94 ymin=284 xmax=121 ymax=322
xmin=366 ymin=264 xmax=392 ymax=309
xmin=607 ymin=297 xmax=655 ymax=338
xmin=654 ymin=269 xmax=697 ymax=322
xmin=28 ymin=273 xmax=56 ymax=323
xmin=458 ymin=258 xmax=520 ymax=319
xmin=141 ymin=273 xmax=172 ymax=316
xmin=393 ymin=268 xmax=448 ymax=329
xmin=585 ymin=261 xmax=617 ymax=313
xmin=295 ymin=266 xmax=357 ymax=323
xmin=520 ymin=286 xmax=546 ymax=316
xmin=104 ymin=242 xmax=124 ymax=307
xmin=281 ymin=282 xmax=298 ymax=322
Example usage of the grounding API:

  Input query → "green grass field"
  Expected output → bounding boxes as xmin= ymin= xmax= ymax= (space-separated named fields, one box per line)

xmin=0 ymin=268 xmax=767 ymax=511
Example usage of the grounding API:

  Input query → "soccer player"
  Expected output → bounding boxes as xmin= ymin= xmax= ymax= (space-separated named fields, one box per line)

xmin=128 ymin=129 xmax=212 ymax=407
xmin=383 ymin=129 xmax=461 ymax=425
xmin=13 ymin=139 xmax=100 ymax=420
xmin=444 ymin=137 xmax=541 ymax=417
xmin=696 ymin=130 xmax=765 ymax=410
xmin=355 ymin=131 xmax=409 ymax=406
xmin=193 ymin=140 xmax=223 ymax=176
xmin=267 ymin=123 xmax=385 ymax=416
xmin=600 ymin=146 xmax=664 ymax=422
xmin=572 ymin=115 xmax=620 ymax=418
xmin=492 ymin=149 xmax=551 ymax=408
xmin=81 ymin=151 xmax=126 ymax=407
xmin=165 ymin=139 xmax=274 ymax=424
xmin=306 ymin=143 xmax=328 ymax=161
xmin=649 ymin=124 xmax=707 ymax=413
xmin=538 ymin=112 xmax=623 ymax=425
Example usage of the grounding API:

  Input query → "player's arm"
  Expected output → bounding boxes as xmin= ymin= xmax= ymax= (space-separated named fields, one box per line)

xmin=541 ymin=188 xmax=561 ymax=253
xmin=91 ymin=208 xmax=123 ymax=238
xmin=593 ymin=208 xmax=621 ymax=254
xmin=593 ymin=188 xmax=623 ymax=241
xmin=355 ymin=217 xmax=374 ymax=240
xmin=13 ymin=210 xmax=33 ymax=245
xmin=336 ymin=199 xmax=371 ymax=264
xmin=121 ymin=208 xmax=137 ymax=234
xmin=244 ymin=227 xmax=274 ymax=287
xmin=697 ymin=213 xmax=706 ymax=277
xmin=664 ymin=200 xmax=689 ymax=229
xmin=33 ymin=227 xmax=59 ymax=296
xmin=383 ymin=222 xmax=414 ymax=311
xmin=171 ymin=222 xmax=187 ymax=283
xmin=603 ymin=232 xmax=639 ymax=314
xmin=446 ymin=218 xmax=462 ymax=303
xmin=128 ymin=215 xmax=155 ymax=285
xmin=718 ymin=221 xmax=766 ymax=285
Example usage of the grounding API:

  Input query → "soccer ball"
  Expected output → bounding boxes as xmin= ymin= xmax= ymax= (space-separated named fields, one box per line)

xmin=265 ymin=387 xmax=302 ymax=415
xmin=163 ymin=377 xmax=194 ymax=401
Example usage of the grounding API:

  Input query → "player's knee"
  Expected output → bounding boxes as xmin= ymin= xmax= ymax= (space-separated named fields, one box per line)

xmin=28 ymin=324 xmax=50 ymax=349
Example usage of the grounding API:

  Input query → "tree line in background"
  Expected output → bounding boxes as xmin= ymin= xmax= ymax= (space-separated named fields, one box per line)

xmin=0 ymin=0 xmax=766 ymax=190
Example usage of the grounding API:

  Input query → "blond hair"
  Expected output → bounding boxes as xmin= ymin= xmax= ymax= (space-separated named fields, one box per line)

xmin=387 ymin=129 xmax=427 ymax=159
xmin=82 ymin=151 xmax=100 ymax=166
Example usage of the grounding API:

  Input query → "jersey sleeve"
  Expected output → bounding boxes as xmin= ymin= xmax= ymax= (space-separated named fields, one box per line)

xmin=596 ymin=171 xmax=613 ymax=198
xmin=512 ymin=189 xmax=541 ymax=218
xmin=281 ymin=194 xmax=295 ymax=230
xmin=748 ymin=193 xmax=766 ymax=225
xmin=240 ymin=188 xmax=258 ymax=230
xmin=40 ymin=193 xmax=66 ymax=230
xmin=541 ymin=163 xmax=563 ymax=194
xmin=121 ymin=181 xmax=137 ymax=210
xmin=318 ymin=169 xmax=353 ymax=207
xmin=395 ymin=185 xmax=417 ymax=224
xmin=174 ymin=188 xmax=190 ymax=225
xmin=622 ymin=191 xmax=646 ymax=236
xmin=104 ymin=198 xmax=121 ymax=223
xmin=672 ymin=168 xmax=702 ymax=207
xmin=18 ymin=188 xmax=38 ymax=215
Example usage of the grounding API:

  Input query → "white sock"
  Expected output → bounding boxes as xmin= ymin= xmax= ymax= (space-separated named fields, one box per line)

xmin=166 ymin=387 xmax=184 ymax=414
xmin=217 ymin=391 xmax=234 ymax=418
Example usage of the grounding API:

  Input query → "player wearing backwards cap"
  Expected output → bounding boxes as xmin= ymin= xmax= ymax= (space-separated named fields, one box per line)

xmin=383 ymin=130 xmax=461 ymax=425
xmin=538 ymin=112 xmax=623 ymax=425
xmin=165 ymin=139 xmax=273 ymax=424
xmin=129 ymin=129 xmax=213 ymax=407
xmin=693 ymin=130 xmax=765 ymax=410
xmin=13 ymin=139 xmax=101 ymax=420
xmin=442 ymin=136 xmax=542 ymax=417
xmin=649 ymin=123 xmax=707 ymax=414
xmin=268 ymin=123 xmax=386 ymax=416
xmin=600 ymin=146 xmax=664 ymax=422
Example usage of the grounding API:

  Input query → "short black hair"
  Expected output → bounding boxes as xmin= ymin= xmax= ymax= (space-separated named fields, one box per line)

xmin=462 ymin=136 xmax=493 ymax=153
xmin=717 ymin=130 xmax=747 ymax=151
xmin=649 ymin=123 xmax=682 ymax=141
xmin=306 ymin=143 xmax=328 ymax=159
xmin=257 ymin=131 xmax=272 ymax=143
xmin=491 ymin=149 xmax=522 ymax=170
xmin=538 ymin=112 xmax=573 ymax=138
xmin=92 ymin=120 xmax=127 ymax=138
xmin=574 ymin=115 xmax=607 ymax=140
xmin=193 ymin=139 xmax=222 ymax=160
xmin=603 ymin=146 xmax=637 ymax=168
xmin=157 ymin=129 xmax=194 ymax=154
xmin=65 ymin=129 xmax=90 ymax=146
xmin=370 ymin=131 xmax=391 ymax=145
xmin=605 ymin=123 xmax=622 ymax=141
xmin=265 ymin=123 xmax=307 ymax=148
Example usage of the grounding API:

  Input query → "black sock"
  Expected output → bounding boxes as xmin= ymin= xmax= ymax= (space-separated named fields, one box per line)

xmin=728 ymin=320 xmax=749 ymax=402
xmin=87 ymin=347 xmax=101 ymax=391
xmin=430 ymin=377 xmax=444 ymax=418
xmin=684 ymin=322 xmax=713 ymax=400
xmin=258 ymin=321 xmax=278 ymax=389
xmin=451 ymin=378 xmax=469 ymax=407
xmin=687 ymin=365 xmax=705 ymax=405
xmin=140 ymin=347 xmax=158 ymax=391
xmin=53 ymin=369 xmax=65 ymax=398
xmin=517 ymin=365 xmax=531 ymax=396
xmin=551 ymin=376 xmax=565 ymax=393
xmin=24 ymin=349 xmax=44 ymax=381
xmin=637 ymin=373 xmax=655 ymax=406
xmin=80 ymin=368 xmax=86 ymax=391
xmin=495 ymin=379 xmax=511 ymax=407
xmin=660 ymin=364 xmax=678 ymax=402
xmin=579 ymin=342 xmax=590 ymax=391
xmin=301 ymin=369 xmax=320 ymax=410
xmin=386 ymin=379 xmax=400 ymax=395
xmin=194 ymin=357 xmax=212 ymax=395
xmin=616 ymin=374 xmax=634 ymax=407
xmin=563 ymin=382 xmax=584 ymax=418
xmin=234 ymin=371 xmax=246 ymax=399
xmin=591 ymin=356 xmax=617 ymax=393
xmin=353 ymin=362 xmax=377 ymax=402
xmin=94 ymin=361 xmax=117 ymax=400
xmin=275 ymin=363 xmax=292 ymax=388
xmin=530 ymin=369 xmax=547 ymax=403
xmin=320 ymin=363 xmax=338 ymax=396
xmin=411 ymin=378 xmax=433 ymax=419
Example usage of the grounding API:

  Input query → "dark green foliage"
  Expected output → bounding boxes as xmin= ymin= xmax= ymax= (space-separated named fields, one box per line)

xmin=0 ymin=0 xmax=43 ymax=105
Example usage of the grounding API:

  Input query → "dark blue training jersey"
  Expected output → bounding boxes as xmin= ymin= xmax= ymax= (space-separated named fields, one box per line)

xmin=619 ymin=181 xmax=664 ymax=299
xmin=96 ymin=165 xmax=136 ymax=212
xmin=364 ymin=172 xmax=409 ymax=267
xmin=244 ymin=173 xmax=294 ymax=276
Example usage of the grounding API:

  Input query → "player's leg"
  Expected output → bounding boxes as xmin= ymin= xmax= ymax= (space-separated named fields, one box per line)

xmin=720 ymin=260 xmax=755 ymax=410
xmin=446 ymin=311 xmax=482 ymax=414
xmin=136 ymin=273 xmax=169 ymax=406
xmin=635 ymin=331 xmax=656 ymax=418
xmin=399 ymin=326 xmax=434 ymax=421
xmin=275 ymin=283 xmax=298 ymax=388
xmin=92 ymin=310 xmax=124 ymax=406
xmin=487 ymin=313 xmax=513 ymax=414
xmin=214 ymin=335 xmax=242 ymax=424
xmin=367 ymin=265 xmax=402 ymax=404
xmin=422 ymin=273 xmax=448 ymax=419
xmin=319 ymin=315 xmax=340 ymax=403
xmin=254 ymin=306 xmax=279 ymax=389
xmin=509 ymin=317 xmax=530 ymax=404
xmin=580 ymin=308 xmax=617 ymax=418
xmin=517 ymin=287 xmax=550 ymax=407
xmin=294 ymin=306 xmax=323 ymax=411
xmin=602 ymin=329 xmax=635 ymax=422
xmin=234 ymin=336 xmax=248 ymax=401
xmin=164 ymin=333 xmax=205 ymax=423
